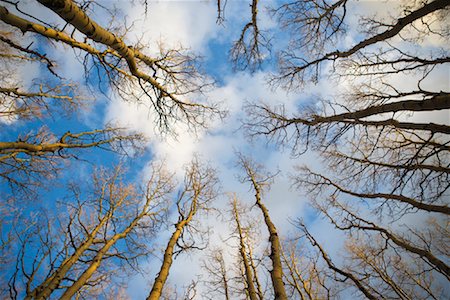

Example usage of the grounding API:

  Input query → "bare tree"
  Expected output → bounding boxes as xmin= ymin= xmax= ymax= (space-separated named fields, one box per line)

xmin=273 ymin=0 xmax=348 ymax=62
xmin=0 ymin=10 xmax=150 ymax=199
xmin=202 ymin=248 xmax=232 ymax=300
xmin=270 ymin=0 xmax=449 ymax=87
xmin=281 ymin=241 xmax=335 ymax=300
xmin=289 ymin=173 xmax=449 ymax=299
xmin=237 ymin=154 xmax=288 ymax=300
xmin=0 ymin=27 xmax=84 ymax=121
xmin=318 ymin=199 xmax=449 ymax=279
xmin=294 ymin=204 xmax=449 ymax=299
xmin=246 ymin=238 xmax=265 ymax=300
xmin=0 ymin=83 xmax=85 ymax=122
xmin=147 ymin=159 xmax=219 ymax=300
xmin=297 ymin=222 xmax=379 ymax=300
xmin=232 ymin=197 xmax=259 ymax=300
xmin=345 ymin=236 xmax=444 ymax=300
xmin=202 ymin=195 xmax=269 ymax=300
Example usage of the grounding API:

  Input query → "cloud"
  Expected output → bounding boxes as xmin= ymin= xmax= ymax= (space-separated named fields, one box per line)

xmin=117 ymin=1 xmax=218 ymax=54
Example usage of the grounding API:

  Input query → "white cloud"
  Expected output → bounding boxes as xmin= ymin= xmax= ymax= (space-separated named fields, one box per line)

xmin=117 ymin=1 xmax=218 ymax=54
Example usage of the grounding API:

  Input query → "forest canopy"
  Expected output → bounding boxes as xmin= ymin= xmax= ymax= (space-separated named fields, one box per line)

xmin=0 ymin=0 xmax=448 ymax=299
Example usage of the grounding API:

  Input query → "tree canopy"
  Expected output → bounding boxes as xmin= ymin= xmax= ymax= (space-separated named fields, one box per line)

xmin=0 ymin=0 xmax=448 ymax=299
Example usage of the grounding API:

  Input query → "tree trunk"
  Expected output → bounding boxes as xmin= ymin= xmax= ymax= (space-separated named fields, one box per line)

xmin=232 ymin=199 xmax=258 ymax=300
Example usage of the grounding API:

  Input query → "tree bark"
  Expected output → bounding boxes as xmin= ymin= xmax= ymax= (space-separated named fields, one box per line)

xmin=232 ymin=198 xmax=258 ymax=300
xmin=245 ymin=170 xmax=287 ymax=300
xmin=147 ymin=195 xmax=198 ymax=300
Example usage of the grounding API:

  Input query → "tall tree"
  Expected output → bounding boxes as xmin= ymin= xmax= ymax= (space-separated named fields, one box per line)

xmin=147 ymin=159 xmax=219 ymax=300
xmin=232 ymin=197 xmax=259 ymax=300
xmin=202 ymin=248 xmax=232 ymax=300
xmin=202 ymin=196 xmax=268 ymax=300
xmin=229 ymin=0 xmax=270 ymax=71
xmin=238 ymin=154 xmax=288 ymax=300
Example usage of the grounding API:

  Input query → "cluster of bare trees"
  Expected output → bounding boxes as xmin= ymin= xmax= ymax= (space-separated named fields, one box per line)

xmin=200 ymin=156 xmax=287 ymax=300
xmin=198 ymin=0 xmax=450 ymax=299
xmin=233 ymin=0 xmax=449 ymax=299
xmin=0 ymin=0 xmax=223 ymax=298
xmin=0 ymin=0 xmax=448 ymax=299
xmin=0 ymin=0 xmax=223 ymax=200
xmin=1 ymin=160 xmax=219 ymax=299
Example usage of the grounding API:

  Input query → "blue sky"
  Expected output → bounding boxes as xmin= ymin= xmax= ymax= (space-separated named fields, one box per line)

xmin=1 ymin=0 xmax=449 ymax=299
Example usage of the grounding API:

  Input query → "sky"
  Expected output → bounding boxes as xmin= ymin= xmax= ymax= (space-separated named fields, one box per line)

xmin=1 ymin=0 xmax=449 ymax=299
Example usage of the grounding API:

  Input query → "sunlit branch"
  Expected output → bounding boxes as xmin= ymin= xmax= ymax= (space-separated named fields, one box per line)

xmin=294 ymin=167 xmax=450 ymax=215
xmin=299 ymin=223 xmax=378 ymax=300
xmin=322 ymin=203 xmax=450 ymax=278
xmin=0 ymin=2 xmax=223 ymax=132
